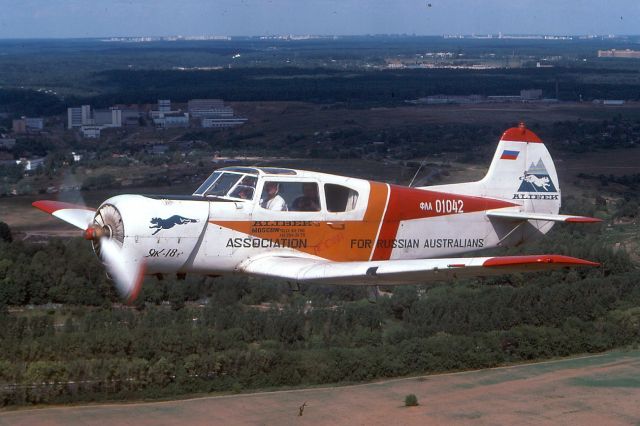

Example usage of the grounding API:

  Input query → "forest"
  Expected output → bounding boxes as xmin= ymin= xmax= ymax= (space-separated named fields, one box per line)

xmin=2 ymin=66 xmax=640 ymax=118
xmin=5 ymin=67 xmax=640 ymax=119
xmin=90 ymin=66 xmax=640 ymax=106
xmin=0 ymin=217 xmax=638 ymax=407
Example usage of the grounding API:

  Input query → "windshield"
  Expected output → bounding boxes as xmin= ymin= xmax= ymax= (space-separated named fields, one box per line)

xmin=204 ymin=173 xmax=242 ymax=196
xmin=193 ymin=171 xmax=222 ymax=195
xmin=193 ymin=171 xmax=258 ymax=199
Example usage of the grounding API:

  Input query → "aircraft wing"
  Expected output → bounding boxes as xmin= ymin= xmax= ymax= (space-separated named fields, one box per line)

xmin=486 ymin=210 xmax=601 ymax=223
xmin=237 ymin=254 xmax=599 ymax=286
xmin=32 ymin=200 xmax=95 ymax=230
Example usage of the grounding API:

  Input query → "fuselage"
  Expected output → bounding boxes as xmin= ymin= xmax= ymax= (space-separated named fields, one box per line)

xmin=98 ymin=166 xmax=555 ymax=276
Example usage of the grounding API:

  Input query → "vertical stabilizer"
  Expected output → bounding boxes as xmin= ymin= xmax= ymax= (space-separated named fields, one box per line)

xmin=479 ymin=123 xmax=560 ymax=215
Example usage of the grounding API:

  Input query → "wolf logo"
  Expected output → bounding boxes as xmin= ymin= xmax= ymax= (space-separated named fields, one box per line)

xmin=149 ymin=215 xmax=198 ymax=235
xmin=517 ymin=159 xmax=557 ymax=193
xmin=521 ymin=174 xmax=552 ymax=191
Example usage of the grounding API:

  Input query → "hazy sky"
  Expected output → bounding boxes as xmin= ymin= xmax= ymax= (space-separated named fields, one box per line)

xmin=0 ymin=0 xmax=638 ymax=38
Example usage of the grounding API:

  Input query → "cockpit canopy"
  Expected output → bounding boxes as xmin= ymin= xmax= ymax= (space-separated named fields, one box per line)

xmin=193 ymin=167 xmax=297 ymax=201
xmin=193 ymin=167 xmax=259 ymax=200
xmin=193 ymin=166 xmax=360 ymax=213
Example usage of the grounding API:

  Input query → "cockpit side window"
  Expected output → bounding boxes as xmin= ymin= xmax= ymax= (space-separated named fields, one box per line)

xmin=259 ymin=181 xmax=321 ymax=212
xmin=290 ymin=182 xmax=320 ymax=211
xmin=229 ymin=185 xmax=254 ymax=200
xmin=228 ymin=176 xmax=257 ymax=200
xmin=325 ymin=184 xmax=359 ymax=212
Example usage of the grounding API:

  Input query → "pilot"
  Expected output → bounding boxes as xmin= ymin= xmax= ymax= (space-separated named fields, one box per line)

xmin=261 ymin=182 xmax=287 ymax=211
xmin=292 ymin=183 xmax=320 ymax=211
xmin=240 ymin=176 xmax=257 ymax=188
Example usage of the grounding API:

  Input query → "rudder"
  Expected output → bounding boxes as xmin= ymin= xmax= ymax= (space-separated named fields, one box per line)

xmin=479 ymin=123 xmax=560 ymax=215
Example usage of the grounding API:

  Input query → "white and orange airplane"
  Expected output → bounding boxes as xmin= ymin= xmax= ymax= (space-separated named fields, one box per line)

xmin=34 ymin=124 xmax=601 ymax=302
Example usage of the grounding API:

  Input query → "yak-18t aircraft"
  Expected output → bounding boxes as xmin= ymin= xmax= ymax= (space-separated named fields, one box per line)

xmin=34 ymin=123 xmax=601 ymax=302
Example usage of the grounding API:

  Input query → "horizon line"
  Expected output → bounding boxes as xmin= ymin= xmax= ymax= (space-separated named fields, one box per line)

xmin=0 ymin=33 xmax=639 ymax=41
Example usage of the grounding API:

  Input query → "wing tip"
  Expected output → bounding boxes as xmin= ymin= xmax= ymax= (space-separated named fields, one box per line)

xmin=32 ymin=200 xmax=59 ymax=214
xmin=565 ymin=216 xmax=603 ymax=223
xmin=483 ymin=255 xmax=600 ymax=268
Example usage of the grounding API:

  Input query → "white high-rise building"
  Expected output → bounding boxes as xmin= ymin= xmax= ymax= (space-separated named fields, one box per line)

xmin=111 ymin=109 xmax=122 ymax=127
xmin=67 ymin=105 xmax=92 ymax=128
xmin=68 ymin=105 xmax=125 ymax=137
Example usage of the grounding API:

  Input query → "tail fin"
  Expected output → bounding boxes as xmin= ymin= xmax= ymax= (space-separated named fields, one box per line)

xmin=425 ymin=123 xmax=560 ymax=215
xmin=479 ymin=123 xmax=560 ymax=215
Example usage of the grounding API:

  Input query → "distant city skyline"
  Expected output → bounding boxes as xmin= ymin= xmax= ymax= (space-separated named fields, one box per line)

xmin=0 ymin=0 xmax=639 ymax=39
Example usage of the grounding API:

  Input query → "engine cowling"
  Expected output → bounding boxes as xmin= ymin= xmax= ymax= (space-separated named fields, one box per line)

xmin=92 ymin=195 xmax=210 ymax=274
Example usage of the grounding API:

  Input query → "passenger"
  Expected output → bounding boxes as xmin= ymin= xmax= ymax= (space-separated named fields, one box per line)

xmin=292 ymin=183 xmax=320 ymax=211
xmin=260 ymin=182 xmax=287 ymax=210
xmin=232 ymin=186 xmax=253 ymax=200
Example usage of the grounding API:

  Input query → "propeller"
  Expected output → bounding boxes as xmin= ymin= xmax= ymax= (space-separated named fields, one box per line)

xmin=33 ymin=197 xmax=145 ymax=303
xmin=97 ymin=236 xmax=145 ymax=303
xmin=83 ymin=203 xmax=145 ymax=304
xmin=59 ymin=170 xmax=145 ymax=302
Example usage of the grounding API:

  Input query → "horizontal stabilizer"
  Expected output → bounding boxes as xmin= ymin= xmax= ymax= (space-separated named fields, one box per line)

xmin=238 ymin=254 xmax=599 ymax=286
xmin=32 ymin=200 xmax=95 ymax=230
xmin=487 ymin=210 xmax=602 ymax=223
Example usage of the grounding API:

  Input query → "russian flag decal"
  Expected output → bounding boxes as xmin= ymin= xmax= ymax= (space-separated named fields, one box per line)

xmin=500 ymin=150 xmax=519 ymax=160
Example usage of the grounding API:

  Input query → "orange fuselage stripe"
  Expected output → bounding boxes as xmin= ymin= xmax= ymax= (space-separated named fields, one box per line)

xmin=211 ymin=181 xmax=516 ymax=262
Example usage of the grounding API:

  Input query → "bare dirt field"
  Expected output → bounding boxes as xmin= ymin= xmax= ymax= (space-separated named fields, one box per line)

xmin=2 ymin=350 xmax=639 ymax=426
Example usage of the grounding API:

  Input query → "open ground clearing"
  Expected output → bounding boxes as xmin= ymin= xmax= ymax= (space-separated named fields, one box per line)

xmin=1 ymin=350 xmax=639 ymax=426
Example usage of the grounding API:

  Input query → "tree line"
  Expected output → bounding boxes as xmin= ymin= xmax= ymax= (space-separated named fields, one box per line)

xmin=3 ymin=66 xmax=640 ymax=117
xmin=0 ymin=217 xmax=638 ymax=406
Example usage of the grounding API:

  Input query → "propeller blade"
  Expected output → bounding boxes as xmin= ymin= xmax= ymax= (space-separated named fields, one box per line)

xmin=32 ymin=200 xmax=95 ymax=230
xmin=35 ymin=195 xmax=143 ymax=304
xmin=99 ymin=237 xmax=145 ymax=303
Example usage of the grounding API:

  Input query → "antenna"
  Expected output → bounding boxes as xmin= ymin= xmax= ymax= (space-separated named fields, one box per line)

xmin=409 ymin=158 xmax=427 ymax=187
